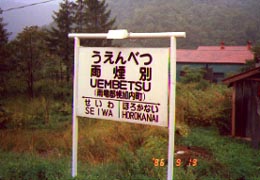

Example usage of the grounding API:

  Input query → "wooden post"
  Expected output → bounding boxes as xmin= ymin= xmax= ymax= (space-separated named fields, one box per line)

xmin=232 ymin=83 xmax=236 ymax=136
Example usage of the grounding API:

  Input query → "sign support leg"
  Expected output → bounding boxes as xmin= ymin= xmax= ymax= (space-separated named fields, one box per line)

xmin=72 ymin=37 xmax=80 ymax=177
xmin=167 ymin=36 xmax=177 ymax=180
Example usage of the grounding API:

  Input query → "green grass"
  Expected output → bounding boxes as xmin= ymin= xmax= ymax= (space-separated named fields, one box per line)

xmin=175 ymin=127 xmax=260 ymax=180
xmin=0 ymin=150 xmax=71 ymax=180
xmin=0 ymin=149 xmax=163 ymax=180
xmin=1 ymin=127 xmax=260 ymax=180
xmin=0 ymin=91 xmax=259 ymax=180
xmin=0 ymin=96 xmax=72 ymax=130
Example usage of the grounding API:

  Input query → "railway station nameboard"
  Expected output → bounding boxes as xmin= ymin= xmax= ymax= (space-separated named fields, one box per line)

xmin=77 ymin=47 xmax=169 ymax=127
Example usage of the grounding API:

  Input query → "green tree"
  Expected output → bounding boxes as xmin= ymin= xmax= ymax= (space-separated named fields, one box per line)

xmin=180 ymin=66 xmax=210 ymax=90
xmin=46 ymin=0 xmax=74 ymax=82
xmin=180 ymin=66 xmax=205 ymax=83
xmin=0 ymin=14 xmax=9 ymax=45
xmin=241 ymin=45 xmax=260 ymax=72
xmin=0 ymin=11 xmax=11 ymax=95
xmin=74 ymin=0 xmax=116 ymax=46
xmin=252 ymin=46 xmax=260 ymax=66
xmin=10 ymin=26 xmax=47 ymax=98
xmin=73 ymin=0 xmax=85 ymax=33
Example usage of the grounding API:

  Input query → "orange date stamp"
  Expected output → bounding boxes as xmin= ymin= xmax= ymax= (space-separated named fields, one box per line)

xmin=152 ymin=158 xmax=198 ymax=167
xmin=175 ymin=158 xmax=198 ymax=167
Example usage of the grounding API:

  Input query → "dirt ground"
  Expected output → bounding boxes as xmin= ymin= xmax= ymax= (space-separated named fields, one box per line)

xmin=174 ymin=146 xmax=212 ymax=167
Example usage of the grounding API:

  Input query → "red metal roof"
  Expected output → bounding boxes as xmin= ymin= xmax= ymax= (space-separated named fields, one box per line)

xmin=197 ymin=46 xmax=251 ymax=51
xmin=177 ymin=46 xmax=254 ymax=64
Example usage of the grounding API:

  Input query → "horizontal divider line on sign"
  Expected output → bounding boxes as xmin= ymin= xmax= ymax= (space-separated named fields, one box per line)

xmin=82 ymin=96 xmax=160 ymax=105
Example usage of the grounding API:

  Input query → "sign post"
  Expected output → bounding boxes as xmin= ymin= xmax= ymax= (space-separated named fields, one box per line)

xmin=167 ymin=36 xmax=177 ymax=180
xmin=69 ymin=30 xmax=185 ymax=179
xmin=72 ymin=37 xmax=80 ymax=178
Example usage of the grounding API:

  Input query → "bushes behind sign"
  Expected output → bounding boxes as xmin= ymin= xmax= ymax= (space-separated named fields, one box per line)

xmin=176 ymin=82 xmax=232 ymax=135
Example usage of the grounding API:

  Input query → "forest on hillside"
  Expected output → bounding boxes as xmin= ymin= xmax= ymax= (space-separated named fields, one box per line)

xmin=108 ymin=0 xmax=260 ymax=48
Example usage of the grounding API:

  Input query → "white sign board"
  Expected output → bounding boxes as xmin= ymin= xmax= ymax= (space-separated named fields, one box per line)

xmin=77 ymin=47 xmax=169 ymax=127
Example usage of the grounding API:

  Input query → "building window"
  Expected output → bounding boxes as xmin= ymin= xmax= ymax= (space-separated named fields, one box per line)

xmin=213 ymin=72 xmax=224 ymax=83
xmin=213 ymin=72 xmax=224 ymax=79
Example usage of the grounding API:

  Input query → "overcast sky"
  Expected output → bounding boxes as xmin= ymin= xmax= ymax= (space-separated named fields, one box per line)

xmin=1 ymin=0 xmax=64 ymax=39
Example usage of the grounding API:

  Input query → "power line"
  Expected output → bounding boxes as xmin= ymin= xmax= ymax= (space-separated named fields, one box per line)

xmin=2 ymin=0 xmax=60 ymax=13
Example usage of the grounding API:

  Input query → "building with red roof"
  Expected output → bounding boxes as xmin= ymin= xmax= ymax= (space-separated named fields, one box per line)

xmin=176 ymin=43 xmax=254 ymax=82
